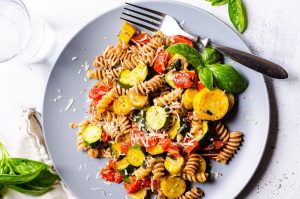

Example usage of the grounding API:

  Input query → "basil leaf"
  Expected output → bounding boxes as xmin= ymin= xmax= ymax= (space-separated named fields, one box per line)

xmin=0 ymin=168 xmax=43 ymax=184
xmin=202 ymin=47 xmax=222 ymax=65
xmin=198 ymin=67 xmax=214 ymax=90
xmin=21 ymin=169 xmax=59 ymax=188
xmin=8 ymin=158 xmax=50 ymax=175
xmin=166 ymin=44 xmax=203 ymax=68
xmin=6 ymin=184 xmax=52 ymax=196
xmin=228 ymin=0 xmax=247 ymax=33
xmin=206 ymin=64 xmax=248 ymax=93
xmin=206 ymin=0 xmax=228 ymax=6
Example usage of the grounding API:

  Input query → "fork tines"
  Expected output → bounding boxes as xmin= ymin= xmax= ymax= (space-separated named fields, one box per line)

xmin=121 ymin=2 xmax=166 ymax=32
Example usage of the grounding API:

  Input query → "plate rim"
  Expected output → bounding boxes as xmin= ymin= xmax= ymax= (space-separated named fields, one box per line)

xmin=42 ymin=0 xmax=271 ymax=198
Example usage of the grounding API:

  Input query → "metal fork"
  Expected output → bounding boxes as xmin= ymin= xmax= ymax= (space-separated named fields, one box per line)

xmin=121 ymin=2 xmax=288 ymax=79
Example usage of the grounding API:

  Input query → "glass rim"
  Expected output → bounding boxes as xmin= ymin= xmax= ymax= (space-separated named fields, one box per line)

xmin=0 ymin=0 xmax=31 ymax=63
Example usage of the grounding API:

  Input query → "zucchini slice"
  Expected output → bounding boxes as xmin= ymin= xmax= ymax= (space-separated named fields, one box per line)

xmin=118 ymin=62 xmax=148 ymax=88
xmin=164 ymin=156 xmax=184 ymax=175
xmin=160 ymin=176 xmax=186 ymax=198
xmin=116 ymin=157 xmax=130 ymax=171
xmin=146 ymin=106 xmax=168 ymax=130
xmin=130 ymin=62 xmax=148 ymax=84
xmin=118 ymin=70 xmax=133 ymax=88
xmin=164 ymin=72 xmax=177 ymax=88
xmin=110 ymin=142 xmax=122 ymax=158
xmin=182 ymin=88 xmax=198 ymax=110
xmin=113 ymin=95 xmax=135 ymax=116
xmin=126 ymin=145 xmax=145 ymax=167
xmin=167 ymin=117 xmax=181 ymax=140
xmin=167 ymin=54 xmax=189 ymax=71
xmin=129 ymin=188 xmax=148 ymax=199
xmin=82 ymin=125 xmax=102 ymax=146
xmin=129 ymin=92 xmax=148 ymax=108
xmin=167 ymin=117 xmax=190 ymax=140
xmin=193 ymin=88 xmax=229 ymax=121
xmin=148 ymin=144 xmax=164 ymax=155
xmin=193 ymin=121 xmax=213 ymax=147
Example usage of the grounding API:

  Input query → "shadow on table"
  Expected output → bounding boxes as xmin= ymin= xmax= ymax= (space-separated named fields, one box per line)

xmin=236 ymin=77 xmax=279 ymax=198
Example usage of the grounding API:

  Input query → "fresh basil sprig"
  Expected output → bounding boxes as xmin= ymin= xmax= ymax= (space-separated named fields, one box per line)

xmin=205 ymin=0 xmax=247 ymax=33
xmin=166 ymin=44 xmax=248 ymax=93
xmin=166 ymin=44 xmax=203 ymax=68
xmin=0 ymin=143 xmax=59 ymax=196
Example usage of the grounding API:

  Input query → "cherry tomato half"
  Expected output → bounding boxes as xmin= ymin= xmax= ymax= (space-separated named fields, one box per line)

xmin=162 ymin=139 xmax=181 ymax=158
xmin=131 ymin=33 xmax=152 ymax=45
xmin=153 ymin=49 xmax=171 ymax=74
xmin=88 ymin=83 xmax=110 ymax=101
xmin=172 ymin=35 xmax=194 ymax=47
xmin=173 ymin=71 xmax=195 ymax=88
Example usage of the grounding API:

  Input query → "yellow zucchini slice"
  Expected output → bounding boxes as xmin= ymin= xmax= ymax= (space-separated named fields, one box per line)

xmin=148 ymin=144 xmax=164 ymax=155
xmin=227 ymin=93 xmax=235 ymax=111
xmin=167 ymin=117 xmax=180 ymax=140
xmin=160 ymin=176 xmax=186 ymax=198
xmin=118 ymin=21 xmax=137 ymax=44
xmin=113 ymin=95 xmax=135 ymax=116
xmin=129 ymin=188 xmax=148 ymax=199
xmin=164 ymin=156 xmax=184 ymax=175
xmin=116 ymin=157 xmax=130 ymax=171
xmin=129 ymin=92 xmax=148 ymax=108
xmin=126 ymin=145 xmax=145 ymax=167
xmin=182 ymin=88 xmax=198 ymax=110
xmin=193 ymin=88 xmax=229 ymax=121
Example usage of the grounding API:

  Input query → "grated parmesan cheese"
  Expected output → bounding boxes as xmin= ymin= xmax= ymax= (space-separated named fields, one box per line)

xmin=65 ymin=98 xmax=75 ymax=111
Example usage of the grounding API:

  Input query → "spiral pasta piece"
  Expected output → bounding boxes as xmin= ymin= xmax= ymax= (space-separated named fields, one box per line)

xmin=115 ymin=86 xmax=128 ymax=96
xmin=183 ymin=154 xmax=201 ymax=175
xmin=129 ymin=75 xmax=164 ymax=96
xmin=76 ymin=120 xmax=90 ymax=151
xmin=92 ymin=55 xmax=112 ymax=69
xmin=176 ymin=187 xmax=203 ymax=199
xmin=103 ymin=45 xmax=126 ymax=66
xmin=152 ymin=157 xmax=165 ymax=181
xmin=215 ymin=121 xmax=230 ymax=143
xmin=133 ymin=156 xmax=156 ymax=180
xmin=115 ymin=116 xmax=132 ymax=143
xmin=87 ymin=148 xmax=100 ymax=158
xmin=96 ymin=88 xmax=118 ymax=114
xmin=121 ymin=53 xmax=141 ymax=70
xmin=182 ymin=172 xmax=209 ymax=183
xmin=86 ymin=68 xmax=121 ymax=81
xmin=214 ymin=131 xmax=243 ymax=164
xmin=153 ymin=88 xmax=183 ymax=106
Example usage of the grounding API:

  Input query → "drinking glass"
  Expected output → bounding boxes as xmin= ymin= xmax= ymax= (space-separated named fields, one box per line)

xmin=0 ymin=0 xmax=54 ymax=63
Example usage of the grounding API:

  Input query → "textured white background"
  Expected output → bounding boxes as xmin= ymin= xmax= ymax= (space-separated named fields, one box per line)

xmin=0 ymin=0 xmax=299 ymax=198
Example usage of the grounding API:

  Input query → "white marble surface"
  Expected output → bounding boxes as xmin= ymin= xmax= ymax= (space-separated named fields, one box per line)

xmin=0 ymin=0 xmax=299 ymax=198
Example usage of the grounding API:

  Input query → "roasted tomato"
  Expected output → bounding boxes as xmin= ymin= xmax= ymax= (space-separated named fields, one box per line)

xmin=162 ymin=139 xmax=181 ymax=158
xmin=131 ymin=33 xmax=152 ymax=44
xmin=124 ymin=178 xmax=151 ymax=194
xmin=172 ymin=35 xmax=194 ymax=47
xmin=153 ymin=49 xmax=171 ymax=74
xmin=173 ymin=71 xmax=195 ymax=88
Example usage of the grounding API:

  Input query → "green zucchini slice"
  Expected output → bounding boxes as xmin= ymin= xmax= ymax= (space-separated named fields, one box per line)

xmin=146 ymin=106 xmax=168 ymax=130
xmin=164 ymin=72 xmax=177 ymax=88
xmin=82 ymin=125 xmax=102 ymax=146
xmin=126 ymin=145 xmax=145 ymax=167
xmin=118 ymin=62 xmax=148 ymax=88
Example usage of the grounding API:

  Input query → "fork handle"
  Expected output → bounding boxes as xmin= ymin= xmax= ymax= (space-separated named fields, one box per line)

xmin=210 ymin=43 xmax=288 ymax=79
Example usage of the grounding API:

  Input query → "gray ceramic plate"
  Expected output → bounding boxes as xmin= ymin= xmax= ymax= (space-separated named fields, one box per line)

xmin=43 ymin=1 xmax=270 ymax=198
